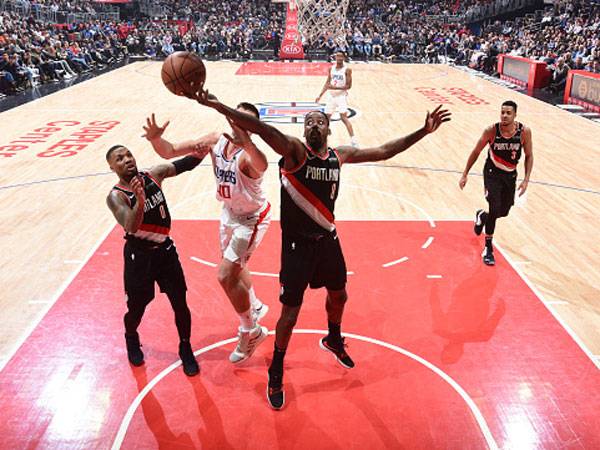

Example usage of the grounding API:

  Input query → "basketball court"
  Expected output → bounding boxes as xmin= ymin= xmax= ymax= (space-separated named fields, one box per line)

xmin=1 ymin=61 xmax=599 ymax=448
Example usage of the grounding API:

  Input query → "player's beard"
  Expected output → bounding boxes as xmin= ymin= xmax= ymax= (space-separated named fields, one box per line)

xmin=307 ymin=128 xmax=324 ymax=149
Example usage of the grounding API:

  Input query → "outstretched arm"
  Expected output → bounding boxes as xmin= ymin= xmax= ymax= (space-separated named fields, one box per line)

xmin=459 ymin=126 xmax=494 ymax=190
xmin=142 ymin=113 xmax=218 ymax=159
xmin=193 ymin=90 xmax=305 ymax=163
xmin=337 ymin=106 xmax=451 ymax=164
xmin=148 ymin=151 xmax=210 ymax=185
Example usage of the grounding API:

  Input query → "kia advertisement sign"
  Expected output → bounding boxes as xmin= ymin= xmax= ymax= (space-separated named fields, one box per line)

xmin=280 ymin=3 xmax=304 ymax=59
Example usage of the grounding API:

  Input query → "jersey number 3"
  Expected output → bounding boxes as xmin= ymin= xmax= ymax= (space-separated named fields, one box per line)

xmin=218 ymin=184 xmax=231 ymax=199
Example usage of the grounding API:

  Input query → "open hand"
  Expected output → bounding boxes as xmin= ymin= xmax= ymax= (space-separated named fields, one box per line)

xmin=424 ymin=105 xmax=452 ymax=133
xmin=142 ymin=113 xmax=169 ymax=141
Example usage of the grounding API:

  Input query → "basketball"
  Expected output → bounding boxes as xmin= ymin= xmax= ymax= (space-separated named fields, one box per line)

xmin=161 ymin=51 xmax=206 ymax=97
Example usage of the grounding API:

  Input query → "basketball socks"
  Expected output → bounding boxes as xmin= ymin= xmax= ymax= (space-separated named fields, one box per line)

xmin=179 ymin=339 xmax=199 ymax=376
xmin=238 ymin=307 xmax=255 ymax=331
xmin=268 ymin=345 xmax=286 ymax=409
xmin=483 ymin=235 xmax=495 ymax=266
xmin=271 ymin=344 xmax=286 ymax=370
xmin=328 ymin=321 xmax=342 ymax=344
xmin=249 ymin=286 xmax=260 ymax=309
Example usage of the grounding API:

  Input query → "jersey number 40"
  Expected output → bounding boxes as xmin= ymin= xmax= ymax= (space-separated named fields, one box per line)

xmin=217 ymin=184 xmax=231 ymax=199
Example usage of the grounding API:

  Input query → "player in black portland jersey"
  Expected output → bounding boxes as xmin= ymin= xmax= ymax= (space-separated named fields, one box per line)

xmin=459 ymin=100 xmax=534 ymax=266
xmin=106 ymin=144 xmax=208 ymax=376
xmin=191 ymin=89 xmax=451 ymax=410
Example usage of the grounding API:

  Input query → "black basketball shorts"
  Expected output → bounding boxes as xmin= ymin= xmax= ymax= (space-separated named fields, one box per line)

xmin=123 ymin=237 xmax=187 ymax=302
xmin=484 ymin=161 xmax=517 ymax=216
xmin=279 ymin=231 xmax=347 ymax=307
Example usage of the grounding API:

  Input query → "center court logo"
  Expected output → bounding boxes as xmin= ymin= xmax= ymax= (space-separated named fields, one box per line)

xmin=256 ymin=102 xmax=358 ymax=124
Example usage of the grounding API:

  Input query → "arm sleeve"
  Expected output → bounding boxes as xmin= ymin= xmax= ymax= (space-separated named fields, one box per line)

xmin=172 ymin=155 xmax=203 ymax=175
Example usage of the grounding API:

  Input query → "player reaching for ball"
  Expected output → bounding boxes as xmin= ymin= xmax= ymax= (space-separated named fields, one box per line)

xmin=190 ymin=87 xmax=451 ymax=410
xmin=142 ymin=103 xmax=271 ymax=365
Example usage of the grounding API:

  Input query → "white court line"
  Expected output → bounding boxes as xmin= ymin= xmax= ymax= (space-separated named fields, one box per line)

xmin=513 ymin=261 xmax=531 ymax=265
xmin=249 ymin=271 xmax=278 ymax=278
xmin=192 ymin=258 xmax=354 ymax=278
xmin=496 ymin=244 xmax=600 ymax=371
xmin=0 ymin=224 xmax=114 ymax=374
xmin=169 ymin=189 xmax=215 ymax=212
xmin=382 ymin=256 xmax=409 ymax=268
xmin=421 ymin=236 xmax=434 ymax=249
xmin=111 ymin=329 xmax=498 ymax=450
xmin=546 ymin=300 xmax=570 ymax=306
xmin=344 ymin=183 xmax=436 ymax=228
xmin=426 ymin=275 xmax=443 ymax=279
xmin=190 ymin=256 xmax=217 ymax=268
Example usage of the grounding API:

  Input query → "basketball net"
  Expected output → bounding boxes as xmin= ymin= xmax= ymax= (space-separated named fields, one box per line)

xmin=291 ymin=0 xmax=349 ymax=46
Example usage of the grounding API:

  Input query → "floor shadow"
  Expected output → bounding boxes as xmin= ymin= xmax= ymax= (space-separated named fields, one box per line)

xmin=186 ymin=375 xmax=235 ymax=450
xmin=132 ymin=366 xmax=196 ymax=449
xmin=430 ymin=264 xmax=505 ymax=364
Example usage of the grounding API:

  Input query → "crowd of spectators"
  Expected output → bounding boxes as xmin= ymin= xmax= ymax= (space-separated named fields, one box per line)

xmin=450 ymin=0 xmax=600 ymax=95
xmin=1 ymin=0 xmax=599 ymax=97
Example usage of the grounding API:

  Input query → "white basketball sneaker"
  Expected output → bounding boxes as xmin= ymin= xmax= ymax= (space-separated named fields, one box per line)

xmin=229 ymin=325 xmax=269 ymax=364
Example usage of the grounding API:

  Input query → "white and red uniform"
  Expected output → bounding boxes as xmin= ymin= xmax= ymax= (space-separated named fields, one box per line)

xmin=211 ymin=135 xmax=271 ymax=265
xmin=325 ymin=64 xmax=349 ymax=115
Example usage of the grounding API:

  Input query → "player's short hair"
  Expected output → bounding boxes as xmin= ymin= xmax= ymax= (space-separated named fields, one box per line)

xmin=502 ymin=100 xmax=518 ymax=112
xmin=304 ymin=110 xmax=329 ymax=125
xmin=237 ymin=102 xmax=260 ymax=119
xmin=106 ymin=144 xmax=126 ymax=161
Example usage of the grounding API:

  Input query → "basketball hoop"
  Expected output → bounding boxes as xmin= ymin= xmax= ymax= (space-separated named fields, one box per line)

xmin=292 ymin=0 xmax=349 ymax=46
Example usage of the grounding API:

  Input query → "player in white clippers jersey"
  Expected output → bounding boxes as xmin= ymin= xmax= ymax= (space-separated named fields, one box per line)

xmin=315 ymin=50 xmax=358 ymax=148
xmin=142 ymin=103 xmax=270 ymax=364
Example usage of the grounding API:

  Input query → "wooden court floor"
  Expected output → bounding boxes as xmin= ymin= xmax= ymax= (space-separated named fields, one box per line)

xmin=0 ymin=60 xmax=598 ymax=373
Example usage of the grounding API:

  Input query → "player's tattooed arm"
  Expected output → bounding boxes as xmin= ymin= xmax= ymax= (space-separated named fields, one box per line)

xmin=148 ymin=151 xmax=208 ymax=183
xmin=106 ymin=178 xmax=145 ymax=233
xmin=337 ymin=105 xmax=451 ymax=164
